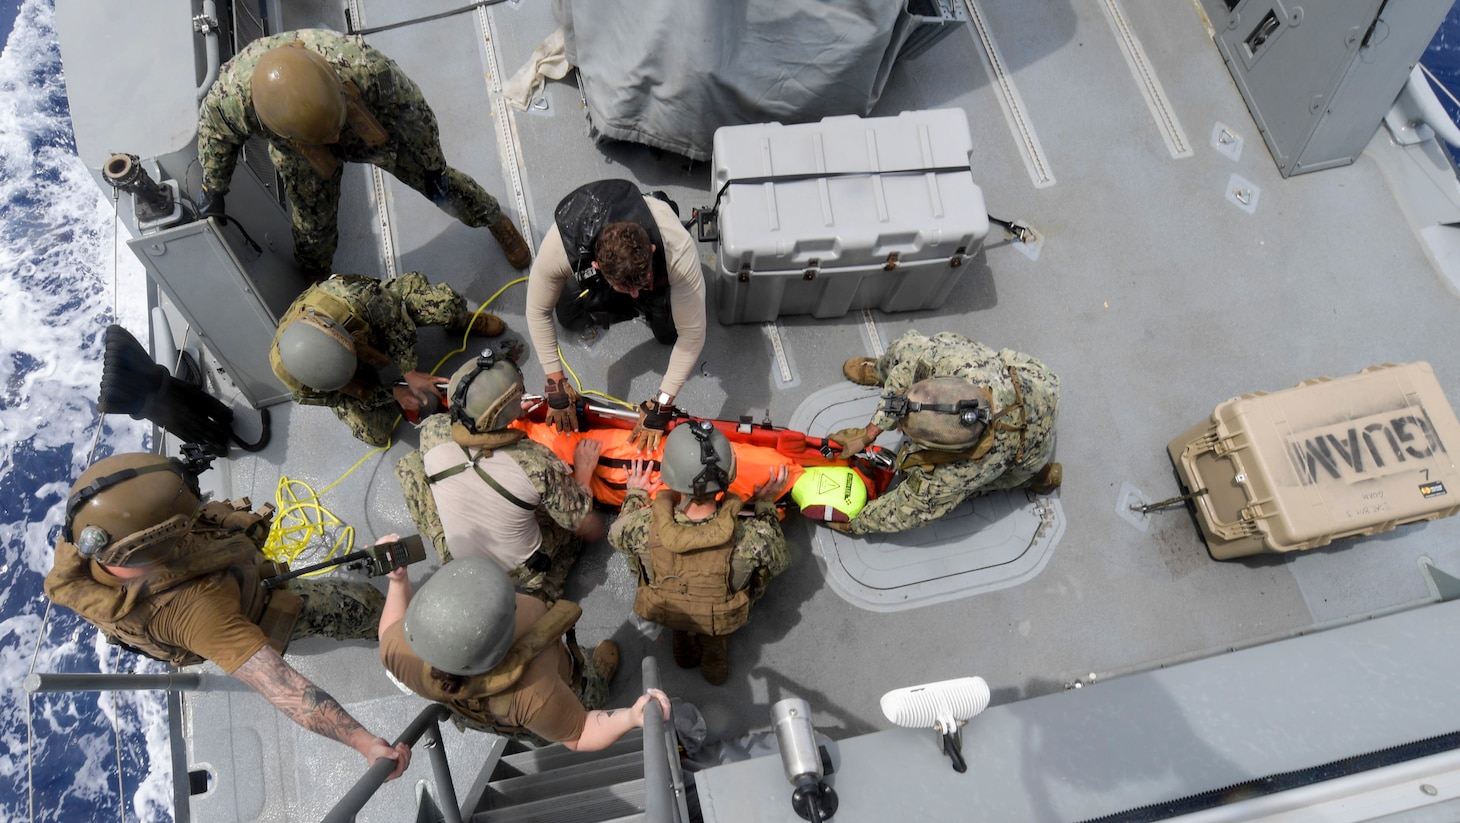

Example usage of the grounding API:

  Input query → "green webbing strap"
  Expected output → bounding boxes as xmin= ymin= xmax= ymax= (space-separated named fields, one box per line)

xmin=425 ymin=445 xmax=536 ymax=511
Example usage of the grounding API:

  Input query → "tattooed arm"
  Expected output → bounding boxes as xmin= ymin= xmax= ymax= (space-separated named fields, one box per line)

xmin=562 ymin=688 xmax=671 ymax=752
xmin=233 ymin=645 xmax=411 ymax=779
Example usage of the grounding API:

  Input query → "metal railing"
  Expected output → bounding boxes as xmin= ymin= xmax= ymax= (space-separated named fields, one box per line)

xmin=322 ymin=703 xmax=460 ymax=823
xmin=640 ymin=656 xmax=684 ymax=823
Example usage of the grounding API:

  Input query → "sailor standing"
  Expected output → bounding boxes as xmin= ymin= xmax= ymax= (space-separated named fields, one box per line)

xmin=833 ymin=330 xmax=1062 ymax=534
xmin=196 ymin=29 xmax=531 ymax=279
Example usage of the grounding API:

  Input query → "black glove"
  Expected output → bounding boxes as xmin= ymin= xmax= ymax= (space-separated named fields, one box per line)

xmin=424 ymin=169 xmax=449 ymax=205
xmin=630 ymin=399 xmax=676 ymax=451
xmin=198 ymin=188 xmax=225 ymax=219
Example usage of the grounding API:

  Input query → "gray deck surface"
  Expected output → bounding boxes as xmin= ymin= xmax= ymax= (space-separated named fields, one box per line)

xmin=177 ymin=1 xmax=1460 ymax=821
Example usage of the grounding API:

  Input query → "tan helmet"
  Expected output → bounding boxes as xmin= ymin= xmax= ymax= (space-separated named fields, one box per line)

xmin=403 ymin=557 xmax=517 ymax=676
xmin=895 ymin=377 xmax=992 ymax=451
xmin=447 ymin=350 xmax=524 ymax=433
xmin=661 ymin=420 xmax=736 ymax=497
xmin=251 ymin=43 xmax=346 ymax=144
xmin=276 ymin=308 xmax=357 ymax=391
xmin=64 ymin=453 xmax=201 ymax=567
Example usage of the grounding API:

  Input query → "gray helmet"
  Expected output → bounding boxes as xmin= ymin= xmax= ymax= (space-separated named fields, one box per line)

xmin=895 ymin=377 xmax=991 ymax=451
xmin=447 ymin=350 xmax=524 ymax=433
xmin=64 ymin=453 xmax=201 ymax=567
xmin=276 ymin=308 xmax=357 ymax=391
xmin=251 ymin=43 xmax=346 ymax=144
xmin=660 ymin=420 xmax=736 ymax=497
xmin=403 ymin=557 xmax=517 ymax=676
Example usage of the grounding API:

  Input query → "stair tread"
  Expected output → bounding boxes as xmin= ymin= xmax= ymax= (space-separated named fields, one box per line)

xmin=496 ymin=730 xmax=645 ymax=775
xmin=474 ymin=777 xmax=648 ymax=823
xmin=490 ymin=751 xmax=644 ymax=799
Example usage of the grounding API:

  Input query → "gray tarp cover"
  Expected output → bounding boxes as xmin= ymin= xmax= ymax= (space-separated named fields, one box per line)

xmin=555 ymin=0 xmax=914 ymax=161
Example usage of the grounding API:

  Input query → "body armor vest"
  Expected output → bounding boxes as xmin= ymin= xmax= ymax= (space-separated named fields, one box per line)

xmin=45 ymin=500 xmax=285 ymax=667
xmin=441 ymin=599 xmax=582 ymax=733
xmin=554 ymin=179 xmax=669 ymax=302
xmin=632 ymin=493 xmax=749 ymax=637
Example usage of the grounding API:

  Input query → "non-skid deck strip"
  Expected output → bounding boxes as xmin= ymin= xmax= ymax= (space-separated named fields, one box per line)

xmin=963 ymin=0 xmax=1056 ymax=188
xmin=1100 ymin=0 xmax=1193 ymax=159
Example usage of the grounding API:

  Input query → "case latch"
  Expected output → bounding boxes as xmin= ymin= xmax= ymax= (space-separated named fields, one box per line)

xmin=738 ymin=261 xmax=752 ymax=283
xmin=803 ymin=259 xmax=820 ymax=280
xmin=883 ymin=252 xmax=900 ymax=271
xmin=950 ymin=246 xmax=967 ymax=268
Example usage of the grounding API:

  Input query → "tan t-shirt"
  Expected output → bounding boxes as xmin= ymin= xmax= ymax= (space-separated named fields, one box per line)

xmin=379 ymin=594 xmax=588 ymax=742
xmin=525 ymin=196 xmax=706 ymax=397
xmin=143 ymin=570 xmax=270 ymax=674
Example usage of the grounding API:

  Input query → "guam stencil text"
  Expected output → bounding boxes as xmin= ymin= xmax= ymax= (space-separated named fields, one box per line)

xmin=1287 ymin=408 xmax=1445 ymax=485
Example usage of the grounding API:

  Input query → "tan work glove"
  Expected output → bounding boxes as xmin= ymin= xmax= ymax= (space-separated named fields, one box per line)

xmin=544 ymin=376 xmax=581 ymax=433
xmin=831 ymin=426 xmax=874 ymax=459
xmin=630 ymin=398 xmax=676 ymax=452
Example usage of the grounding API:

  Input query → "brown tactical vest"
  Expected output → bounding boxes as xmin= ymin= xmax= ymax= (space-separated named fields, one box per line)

xmin=632 ymin=493 xmax=749 ymax=637
xmin=438 ymin=599 xmax=582 ymax=733
xmin=44 ymin=500 xmax=290 ymax=667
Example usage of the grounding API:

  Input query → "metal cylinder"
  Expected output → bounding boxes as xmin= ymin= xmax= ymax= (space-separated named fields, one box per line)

xmin=24 ymin=671 xmax=205 ymax=693
xmin=772 ymin=697 xmax=822 ymax=783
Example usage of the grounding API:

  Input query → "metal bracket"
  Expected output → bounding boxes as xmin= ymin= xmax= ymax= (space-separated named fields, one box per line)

xmin=1130 ymin=488 xmax=1208 ymax=514
xmin=192 ymin=13 xmax=219 ymax=34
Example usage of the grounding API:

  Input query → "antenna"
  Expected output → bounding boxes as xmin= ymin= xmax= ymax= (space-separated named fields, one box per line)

xmin=879 ymin=676 xmax=990 ymax=773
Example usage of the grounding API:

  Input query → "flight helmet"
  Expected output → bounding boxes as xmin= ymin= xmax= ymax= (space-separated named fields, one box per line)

xmin=660 ymin=421 xmax=736 ymax=497
xmin=64 ymin=453 xmax=201 ymax=567
xmin=276 ymin=308 xmax=357 ymax=391
xmin=894 ymin=377 xmax=992 ymax=451
xmin=447 ymin=349 xmax=524 ymax=433
xmin=251 ymin=43 xmax=347 ymax=144
xmin=403 ymin=557 xmax=517 ymax=676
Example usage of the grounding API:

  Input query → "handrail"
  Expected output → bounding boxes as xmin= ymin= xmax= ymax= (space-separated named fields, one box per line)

xmin=321 ymin=703 xmax=462 ymax=823
xmin=24 ymin=671 xmax=205 ymax=693
xmin=640 ymin=656 xmax=680 ymax=823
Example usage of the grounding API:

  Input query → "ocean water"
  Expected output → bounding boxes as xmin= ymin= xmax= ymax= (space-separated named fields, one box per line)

xmin=0 ymin=1 xmax=161 ymax=822
xmin=1 ymin=1 xmax=1459 ymax=822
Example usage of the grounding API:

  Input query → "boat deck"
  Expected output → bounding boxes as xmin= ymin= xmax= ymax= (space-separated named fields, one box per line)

xmin=171 ymin=1 xmax=1460 ymax=820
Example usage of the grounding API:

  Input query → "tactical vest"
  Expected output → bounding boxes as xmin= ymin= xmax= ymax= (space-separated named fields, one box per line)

xmin=632 ymin=493 xmax=750 ymax=637
xmin=269 ymin=275 xmax=390 ymax=395
xmin=44 ymin=500 xmax=295 ymax=667
xmin=554 ymin=179 xmax=669 ymax=301
xmin=438 ymin=599 xmax=582 ymax=734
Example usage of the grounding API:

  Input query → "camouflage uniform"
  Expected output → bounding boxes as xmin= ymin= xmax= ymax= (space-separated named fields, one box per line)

xmin=851 ymin=331 xmax=1060 ymax=535
xmin=287 ymin=576 xmax=386 ymax=641
xmin=272 ymin=272 xmax=469 ymax=446
xmin=396 ymin=414 xmax=595 ymax=601
xmin=198 ymin=29 xmax=503 ymax=275
xmin=609 ymin=490 xmax=791 ymax=603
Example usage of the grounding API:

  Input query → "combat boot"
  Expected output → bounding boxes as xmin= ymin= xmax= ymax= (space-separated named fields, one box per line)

xmin=592 ymin=640 xmax=620 ymax=684
xmin=451 ymin=311 xmax=505 ymax=337
xmin=672 ymin=630 xmax=702 ymax=669
xmin=699 ymin=634 xmax=730 ymax=685
xmin=1027 ymin=462 xmax=1063 ymax=494
xmin=489 ymin=214 xmax=532 ymax=270
xmin=842 ymin=357 xmax=881 ymax=386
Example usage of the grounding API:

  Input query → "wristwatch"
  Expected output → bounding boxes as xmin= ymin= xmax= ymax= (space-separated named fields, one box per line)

xmin=655 ymin=391 xmax=675 ymax=406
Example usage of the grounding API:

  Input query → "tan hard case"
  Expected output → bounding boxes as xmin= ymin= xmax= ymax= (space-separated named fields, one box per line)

xmin=1167 ymin=362 xmax=1460 ymax=560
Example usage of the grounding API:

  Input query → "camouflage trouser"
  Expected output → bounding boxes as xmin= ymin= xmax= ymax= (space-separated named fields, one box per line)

xmin=270 ymin=104 xmax=502 ymax=275
xmin=448 ymin=642 xmax=611 ymax=746
xmin=285 ymin=577 xmax=386 ymax=641
xmin=331 ymin=273 xmax=467 ymax=446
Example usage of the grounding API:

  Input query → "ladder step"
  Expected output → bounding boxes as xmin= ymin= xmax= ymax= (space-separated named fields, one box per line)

xmin=496 ymin=730 xmax=644 ymax=776
xmin=474 ymin=778 xmax=647 ymax=823
xmin=489 ymin=751 xmax=644 ymax=805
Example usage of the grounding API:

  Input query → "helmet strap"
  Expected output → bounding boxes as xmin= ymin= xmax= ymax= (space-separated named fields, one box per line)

xmin=688 ymin=421 xmax=729 ymax=497
xmin=64 ymin=459 xmax=198 ymax=544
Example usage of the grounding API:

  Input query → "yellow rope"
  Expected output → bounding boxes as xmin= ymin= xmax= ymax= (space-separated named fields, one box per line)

xmin=558 ymin=345 xmax=633 ymax=409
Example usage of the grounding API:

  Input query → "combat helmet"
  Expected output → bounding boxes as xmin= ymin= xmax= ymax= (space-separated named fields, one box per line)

xmin=403 ymin=557 xmax=517 ymax=676
xmin=64 ymin=453 xmax=201 ymax=567
xmin=276 ymin=308 xmax=357 ymax=391
xmin=251 ymin=42 xmax=346 ymax=144
xmin=894 ymin=376 xmax=992 ymax=451
xmin=661 ymin=420 xmax=736 ymax=497
xmin=448 ymin=349 xmax=524 ymax=433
